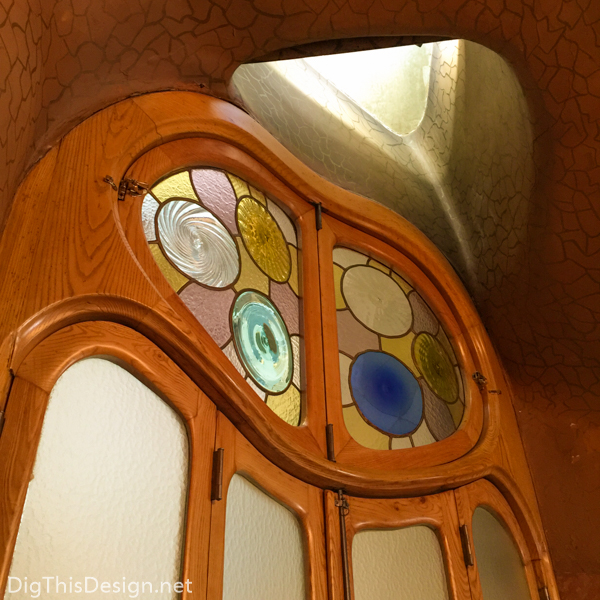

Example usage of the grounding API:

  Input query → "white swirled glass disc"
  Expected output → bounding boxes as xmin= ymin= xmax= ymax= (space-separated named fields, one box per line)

xmin=342 ymin=266 xmax=412 ymax=336
xmin=157 ymin=200 xmax=239 ymax=288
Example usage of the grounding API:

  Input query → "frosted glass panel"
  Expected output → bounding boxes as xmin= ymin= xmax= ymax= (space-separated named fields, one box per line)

xmin=223 ymin=474 xmax=305 ymax=600
xmin=6 ymin=359 xmax=188 ymax=600
xmin=352 ymin=526 xmax=449 ymax=600
xmin=472 ymin=507 xmax=532 ymax=600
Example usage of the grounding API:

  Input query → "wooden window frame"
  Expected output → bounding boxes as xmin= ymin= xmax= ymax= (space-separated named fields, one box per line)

xmin=319 ymin=214 xmax=483 ymax=471
xmin=0 ymin=92 xmax=559 ymax=600
xmin=0 ymin=322 xmax=217 ymax=599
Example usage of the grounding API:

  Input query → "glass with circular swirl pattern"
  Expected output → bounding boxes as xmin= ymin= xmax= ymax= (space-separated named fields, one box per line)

xmin=333 ymin=246 xmax=465 ymax=450
xmin=142 ymin=169 xmax=303 ymax=426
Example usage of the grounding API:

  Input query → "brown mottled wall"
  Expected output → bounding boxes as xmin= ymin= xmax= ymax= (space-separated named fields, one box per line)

xmin=0 ymin=1 xmax=598 ymax=598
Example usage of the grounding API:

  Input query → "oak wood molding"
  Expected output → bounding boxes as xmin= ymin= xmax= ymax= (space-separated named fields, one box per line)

xmin=208 ymin=412 xmax=328 ymax=600
xmin=454 ymin=479 xmax=555 ymax=600
xmin=343 ymin=491 xmax=472 ymax=600
xmin=0 ymin=320 xmax=218 ymax=599
xmin=0 ymin=91 xmax=553 ymax=579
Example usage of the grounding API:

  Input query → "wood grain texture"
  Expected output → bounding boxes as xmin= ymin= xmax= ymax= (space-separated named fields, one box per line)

xmin=120 ymin=137 xmax=328 ymax=456
xmin=454 ymin=479 xmax=556 ymax=600
xmin=0 ymin=377 xmax=48 ymax=597
xmin=0 ymin=92 xmax=555 ymax=588
xmin=344 ymin=492 xmax=472 ymax=600
xmin=319 ymin=215 xmax=483 ymax=471
xmin=208 ymin=412 xmax=328 ymax=600
xmin=0 ymin=322 xmax=218 ymax=600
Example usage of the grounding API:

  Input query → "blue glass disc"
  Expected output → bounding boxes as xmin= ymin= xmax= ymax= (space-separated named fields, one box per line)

xmin=350 ymin=351 xmax=422 ymax=435
xmin=232 ymin=291 xmax=292 ymax=393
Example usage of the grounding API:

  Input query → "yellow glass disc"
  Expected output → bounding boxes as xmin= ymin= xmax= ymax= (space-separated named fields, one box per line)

xmin=237 ymin=197 xmax=291 ymax=282
xmin=413 ymin=332 xmax=458 ymax=403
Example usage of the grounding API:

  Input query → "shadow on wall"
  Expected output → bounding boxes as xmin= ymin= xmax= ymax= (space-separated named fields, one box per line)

xmin=231 ymin=40 xmax=534 ymax=308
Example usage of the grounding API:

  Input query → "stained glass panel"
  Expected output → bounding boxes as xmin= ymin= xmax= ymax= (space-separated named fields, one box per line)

xmin=142 ymin=169 xmax=303 ymax=426
xmin=333 ymin=246 xmax=465 ymax=449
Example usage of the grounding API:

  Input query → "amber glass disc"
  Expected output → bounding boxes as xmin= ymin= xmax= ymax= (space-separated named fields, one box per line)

xmin=237 ymin=197 xmax=291 ymax=282
xmin=413 ymin=333 xmax=458 ymax=403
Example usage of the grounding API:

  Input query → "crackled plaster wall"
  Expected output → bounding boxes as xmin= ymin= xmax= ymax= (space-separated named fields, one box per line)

xmin=0 ymin=1 xmax=599 ymax=598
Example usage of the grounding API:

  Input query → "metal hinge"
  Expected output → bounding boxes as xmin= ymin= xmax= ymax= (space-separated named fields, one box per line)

xmin=326 ymin=423 xmax=336 ymax=462
xmin=314 ymin=202 xmax=322 ymax=231
xmin=211 ymin=448 xmax=224 ymax=501
xmin=459 ymin=524 xmax=474 ymax=567
xmin=538 ymin=586 xmax=551 ymax=600
xmin=472 ymin=371 xmax=502 ymax=395
xmin=0 ymin=410 xmax=4 ymax=438
xmin=335 ymin=490 xmax=351 ymax=600
xmin=103 ymin=176 xmax=148 ymax=201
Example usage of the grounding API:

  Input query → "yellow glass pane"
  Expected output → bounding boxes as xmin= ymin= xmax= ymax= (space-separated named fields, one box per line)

xmin=233 ymin=238 xmax=269 ymax=295
xmin=152 ymin=172 xmax=198 ymax=203
xmin=227 ymin=173 xmax=251 ymax=199
xmin=392 ymin=271 xmax=414 ymax=294
xmin=447 ymin=399 xmax=465 ymax=427
xmin=412 ymin=420 xmax=436 ymax=446
xmin=266 ymin=385 xmax=301 ymax=426
xmin=333 ymin=264 xmax=346 ymax=309
xmin=288 ymin=247 xmax=299 ymax=295
xmin=391 ymin=436 xmax=412 ymax=450
xmin=149 ymin=244 xmax=188 ymax=292
xmin=437 ymin=326 xmax=457 ymax=363
xmin=380 ymin=334 xmax=419 ymax=377
xmin=367 ymin=258 xmax=390 ymax=274
xmin=249 ymin=185 xmax=267 ymax=205
xmin=237 ymin=198 xmax=291 ymax=282
xmin=343 ymin=405 xmax=389 ymax=450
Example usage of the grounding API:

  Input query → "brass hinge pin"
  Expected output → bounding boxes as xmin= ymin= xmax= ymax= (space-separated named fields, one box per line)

xmin=315 ymin=202 xmax=322 ymax=231
xmin=538 ymin=586 xmax=551 ymax=600
xmin=103 ymin=176 xmax=148 ymax=201
xmin=459 ymin=524 xmax=474 ymax=567
xmin=326 ymin=424 xmax=336 ymax=462
xmin=211 ymin=448 xmax=224 ymax=502
xmin=335 ymin=490 xmax=351 ymax=600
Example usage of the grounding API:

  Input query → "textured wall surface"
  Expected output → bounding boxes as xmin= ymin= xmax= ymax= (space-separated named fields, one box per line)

xmin=0 ymin=1 xmax=599 ymax=597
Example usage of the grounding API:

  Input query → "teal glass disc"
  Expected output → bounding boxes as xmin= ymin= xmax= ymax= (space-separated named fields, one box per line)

xmin=232 ymin=291 xmax=292 ymax=393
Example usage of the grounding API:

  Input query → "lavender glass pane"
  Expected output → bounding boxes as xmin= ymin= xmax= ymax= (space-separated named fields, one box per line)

xmin=192 ymin=169 xmax=239 ymax=234
xmin=179 ymin=284 xmax=235 ymax=347
xmin=270 ymin=281 xmax=299 ymax=335
xmin=337 ymin=310 xmax=379 ymax=357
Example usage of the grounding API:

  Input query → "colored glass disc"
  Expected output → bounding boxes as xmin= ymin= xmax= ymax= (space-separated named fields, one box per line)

xmin=342 ymin=266 xmax=412 ymax=336
xmin=237 ymin=197 xmax=291 ymax=282
xmin=232 ymin=291 xmax=292 ymax=393
xmin=157 ymin=200 xmax=239 ymax=288
xmin=413 ymin=333 xmax=458 ymax=403
xmin=350 ymin=351 xmax=422 ymax=435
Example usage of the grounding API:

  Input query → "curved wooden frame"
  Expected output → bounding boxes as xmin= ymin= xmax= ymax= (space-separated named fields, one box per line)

xmin=118 ymin=138 xmax=327 ymax=459
xmin=455 ymin=479 xmax=550 ymax=600
xmin=326 ymin=490 xmax=471 ymax=600
xmin=0 ymin=92 xmax=557 ymax=596
xmin=207 ymin=412 xmax=327 ymax=600
xmin=0 ymin=321 xmax=218 ymax=599
xmin=319 ymin=215 xmax=483 ymax=470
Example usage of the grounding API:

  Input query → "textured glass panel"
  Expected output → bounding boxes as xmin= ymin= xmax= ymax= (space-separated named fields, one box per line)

xmin=472 ymin=508 xmax=532 ymax=600
xmin=6 ymin=359 xmax=188 ymax=600
xmin=342 ymin=265 xmax=412 ymax=336
xmin=232 ymin=291 xmax=292 ymax=393
xmin=237 ymin=197 xmax=291 ymax=282
xmin=223 ymin=474 xmax=305 ymax=600
xmin=335 ymin=246 xmax=464 ymax=448
xmin=157 ymin=199 xmax=239 ymax=287
xmin=147 ymin=169 xmax=303 ymax=425
xmin=352 ymin=526 xmax=450 ymax=600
